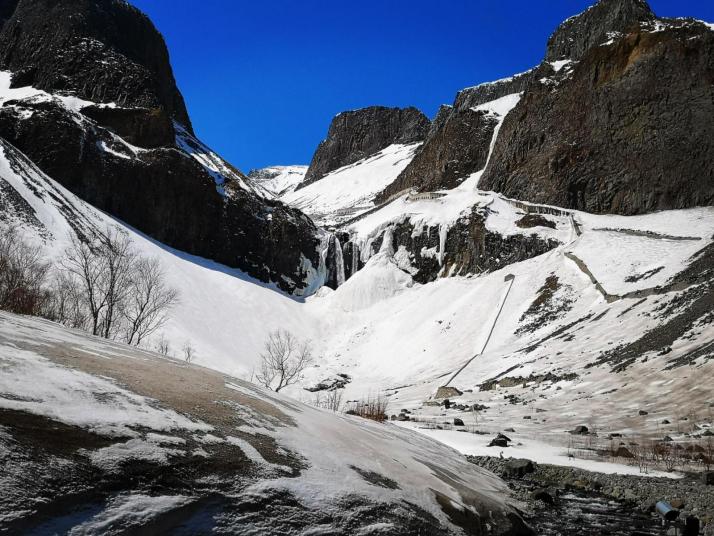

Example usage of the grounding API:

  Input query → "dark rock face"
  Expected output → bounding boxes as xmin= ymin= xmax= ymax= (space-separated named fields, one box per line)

xmin=376 ymin=108 xmax=498 ymax=202
xmin=0 ymin=0 xmax=325 ymax=293
xmin=300 ymin=106 xmax=430 ymax=187
xmin=0 ymin=100 xmax=321 ymax=292
xmin=0 ymin=0 xmax=192 ymax=132
xmin=545 ymin=0 xmax=655 ymax=61
xmin=480 ymin=19 xmax=714 ymax=215
xmin=375 ymin=68 xmax=547 ymax=204
xmin=354 ymin=207 xmax=558 ymax=284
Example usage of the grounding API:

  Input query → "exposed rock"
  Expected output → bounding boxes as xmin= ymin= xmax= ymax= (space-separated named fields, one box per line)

xmin=453 ymin=418 xmax=465 ymax=426
xmin=639 ymin=410 xmax=649 ymax=416
xmin=503 ymin=458 xmax=535 ymax=478
xmin=435 ymin=386 xmax=463 ymax=399
xmin=531 ymin=488 xmax=554 ymax=504
xmin=0 ymin=0 xmax=192 ymax=131
xmin=300 ymin=106 xmax=430 ymax=187
xmin=481 ymin=17 xmax=714 ymax=215
xmin=613 ymin=446 xmax=634 ymax=458
xmin=515 ymin=214 xmax=556 ymax=230
xmin=0 ymin=0 xmax=324 ymax=294
xmin=703 ymin=472 xmax=714 ymax=486
xmin=545 ymin=0 xmax=655 ymax=61
xmin=571 ymin=425 xmax=589 ymax=435
xmin=357 ymin=206 xmax=558 ymax=285
xmin=376 ymin=108 xmax=498 ymax=202
xmin=489 ymin=433 xmax=513 ymax=448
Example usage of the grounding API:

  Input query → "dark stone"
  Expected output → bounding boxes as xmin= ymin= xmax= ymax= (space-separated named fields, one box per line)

xmin=300 ymin=106 xmax=430 ymax=187
xmin=488 ymin=433 xmax=513 ymax=448
xmin=639 ymin=410 xmax=649 ymax=416
xmin=503 ymin=459 xmax=535 ymax=478
xmin=545 ymin=0 xmax=655 ymax=62
xmin=703 ymin=471 xmax=714 ymax=485
xmin=376 ymin=107 xmax=498 ymax=202
xmin=481 ymin=19 xmax=714 ymax=215
xmin=81 ymin=104 xmax=175 ymax=148
xmin=361 ymin=206 xmax=558 ymax=285
xmin=0 ymin=0 xmax=192 ymax=131
xmin=453 ymin=418 xmax=465 ymax=426
xmin=0 ymin=1 xmax=323 ymax=294
xmin=571 ymin=425 xmax=589 ymax=435
xmin=614 ymin=446 xmax=634 ymax=458
xmin=531 ymin=488 xmax=554 ymax=504
xmin=515 ymin=214 xmax=556 ymax=230
xmin=662 ymin=419 xmax=671 ymax=424
xmin=663 ymin=436 xmax=673 ymax=442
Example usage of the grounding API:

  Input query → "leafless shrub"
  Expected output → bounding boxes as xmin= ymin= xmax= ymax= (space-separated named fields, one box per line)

xmin=155 ymin=332 xmax=171 ymax=356
xmin=345 ymin=393 xmax=388 ymax=422
xmin=182 ymin=340 xmax=195 ymax=363
xmin=256 ymin=329 xmax=312 ymax=392
xmin=0 ymin=226 xmax=51 ymax=316
xmin=313 ymin=389 xmax=344 ymax=412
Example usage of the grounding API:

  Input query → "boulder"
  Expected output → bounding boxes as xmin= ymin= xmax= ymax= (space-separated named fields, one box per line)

xmin=453 ymin=418 xmax=465 ymax=426
xmin=614 ymin=446 xmax=634 ymax=459
xmin=639 ymin=410 xmax=649 ymax=416
xmin=571 ymin=425 xmax=589 ymax=435
xmin=503 ymin=459 xmax=535 ymax=479
xmin=531 ymin=488 xmax=554 ymax=504
xmin=435 ymin=386 xmax=463 ymax=399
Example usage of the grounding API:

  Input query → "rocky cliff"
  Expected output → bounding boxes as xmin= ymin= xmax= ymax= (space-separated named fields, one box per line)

xmin=300 ymin=106 xmax=430 ymax=188
xmin=480 ymin=13 xmax=714 ymax=214
xmin=0 ymin=0 xmax=324 ymax=293
xmin=375 ymin=68 xmax=546 ymax=203
xmin=372 ymin=0 xmax=714 ymax=216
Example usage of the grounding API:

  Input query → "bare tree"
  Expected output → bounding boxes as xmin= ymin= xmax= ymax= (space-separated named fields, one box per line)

xmin=155 ymin=332 xmax=171 ymax=356
xmin=61 ymin=230 xmax=134 ymax=338
xmin=122 ymin=257 xmax=179 ymax=346
xmin=256 ymin=329 xmax=312 ymax=392
xmin=0 ymin=226 xmax=50 ymax=315
xmin=43 ymin=271 xmax=87 ymax=329
xmin=182 ymin=340 xmax=195 ymax=363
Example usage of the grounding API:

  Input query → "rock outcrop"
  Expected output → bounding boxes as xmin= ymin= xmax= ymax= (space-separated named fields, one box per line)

xmin=348 ymin=206 xmax=558 ymax=285
xmin=375 ymin=107 xmax=499 ymax=202
xmin=0 ymin=0 xmax=192 ymax=131
xmin=300 ymin=106 xmax=430 ymax=188
xmin=545 ymin=0 xmax=655 ymax=61
xmin=0 ymin=0 xmax=324 ymax=293
xmin=480 ymin=14 xmax=714 ymax=215
xmin=375 ymin=68 xmax=545 ymax=203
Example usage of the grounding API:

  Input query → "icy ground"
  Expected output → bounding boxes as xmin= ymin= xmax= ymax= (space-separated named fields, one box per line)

xmin=0 ymin=311 xmax=528 ymax=534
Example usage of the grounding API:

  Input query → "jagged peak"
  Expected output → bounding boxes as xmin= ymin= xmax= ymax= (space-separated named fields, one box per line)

xmin=546 ymin=0 xmax=656 ymax=61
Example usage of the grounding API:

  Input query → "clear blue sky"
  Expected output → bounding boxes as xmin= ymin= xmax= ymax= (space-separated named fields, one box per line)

xmin=130 ymin=0 xmax=714 ymax=172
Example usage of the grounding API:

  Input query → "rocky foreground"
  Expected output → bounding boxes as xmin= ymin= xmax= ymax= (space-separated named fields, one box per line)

xmin=469 ymin=456 xmax=714 ymax=535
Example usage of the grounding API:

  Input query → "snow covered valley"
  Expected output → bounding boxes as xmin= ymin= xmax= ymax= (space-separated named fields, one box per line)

xmin=1 ymin=0 xmax=714 ymax=533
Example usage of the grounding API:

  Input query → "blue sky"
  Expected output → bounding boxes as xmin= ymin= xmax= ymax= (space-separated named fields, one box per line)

xmin=131 ymin=0 xmax=714 ymax=172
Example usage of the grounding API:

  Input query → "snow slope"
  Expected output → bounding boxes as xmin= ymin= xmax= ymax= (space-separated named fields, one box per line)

xmin=281 ymin=143 xmax=420 ymax=226
xmin=0 ymin=310 xmax=525 ymax=534
xmin=248 ymin=165 xmax=307 ymax=197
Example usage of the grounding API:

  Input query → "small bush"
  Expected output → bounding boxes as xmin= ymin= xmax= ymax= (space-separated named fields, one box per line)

xmin=345 ymin=394 xmax=388 ymax=422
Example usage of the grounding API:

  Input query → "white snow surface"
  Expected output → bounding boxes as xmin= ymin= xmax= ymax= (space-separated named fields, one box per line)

xmin=0 ymin=311 xmax=514 ymax=531
xmin=249 ymin=165 xmax=307 ymax=198
xmin=280 ymin=143 xmax=420 ymax=226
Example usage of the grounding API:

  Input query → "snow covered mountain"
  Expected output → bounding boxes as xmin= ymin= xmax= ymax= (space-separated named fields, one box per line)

xmin=1 ymin=0 xmax=714 ymax=533
xmin=247 ymin=165 xmax=308 ymax=198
